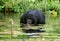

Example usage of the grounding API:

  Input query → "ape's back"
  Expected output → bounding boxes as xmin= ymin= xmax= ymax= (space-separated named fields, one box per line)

xmin=20 ymin=9 xmax=45 ymax=26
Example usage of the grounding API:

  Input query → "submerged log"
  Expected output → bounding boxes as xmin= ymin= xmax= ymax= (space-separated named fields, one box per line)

xmin=22 ymin=28 xmax=45 ymax=33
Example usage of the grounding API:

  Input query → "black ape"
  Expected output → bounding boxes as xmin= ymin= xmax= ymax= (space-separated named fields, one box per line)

xmin=20 ymin=9 xmax=45 ymax=26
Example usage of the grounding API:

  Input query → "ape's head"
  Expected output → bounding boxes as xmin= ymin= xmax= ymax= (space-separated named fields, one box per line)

xmin=26 ymin=14 xmax=33 ymax=24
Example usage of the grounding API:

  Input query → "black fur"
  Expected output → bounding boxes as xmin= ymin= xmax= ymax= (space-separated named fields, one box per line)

xmin=20 ymin=9 xmax=45 ymax=26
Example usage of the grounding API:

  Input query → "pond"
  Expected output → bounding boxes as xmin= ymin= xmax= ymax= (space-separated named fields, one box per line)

xmin=0 ymin=13 xmax=60 ymax=41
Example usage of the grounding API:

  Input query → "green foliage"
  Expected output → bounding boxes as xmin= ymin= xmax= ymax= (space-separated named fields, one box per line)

xmin=0 ymin=0 xmax=4 ymax=11
xmin=0 ymin=0 xmax=60 ymax=14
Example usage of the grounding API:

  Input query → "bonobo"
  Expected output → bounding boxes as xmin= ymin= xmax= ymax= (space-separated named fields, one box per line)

xmin=20 ymin=9 xmax=45 ymax=27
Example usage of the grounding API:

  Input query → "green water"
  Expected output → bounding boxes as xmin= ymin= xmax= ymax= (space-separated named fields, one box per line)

xmin=0 ymin=13 xmax=60 ymax=41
